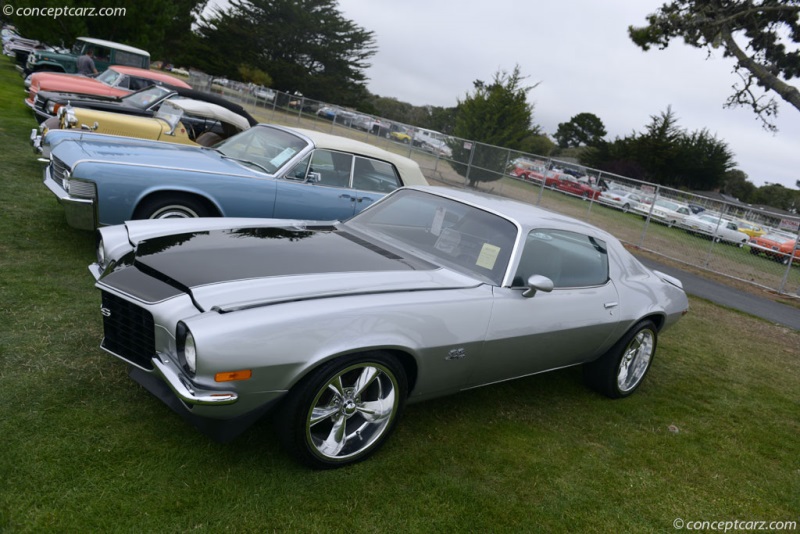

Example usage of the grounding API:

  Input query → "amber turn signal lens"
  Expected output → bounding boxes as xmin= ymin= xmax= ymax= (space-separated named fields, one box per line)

xmin=215 ymin=370 xmax=252 ymax=382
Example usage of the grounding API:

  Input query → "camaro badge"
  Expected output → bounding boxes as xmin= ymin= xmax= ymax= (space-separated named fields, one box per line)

xmin=100 ymin=307 xmax=111 ymax=317
xmin=446 ymin=348 xmax=466 ymax=361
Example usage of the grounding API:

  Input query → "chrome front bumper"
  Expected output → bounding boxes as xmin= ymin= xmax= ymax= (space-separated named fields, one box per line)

xmin=151 ymin=353 xmax=238 ymax=406
xmin=43 ymin=166 xmax=95 ymax=230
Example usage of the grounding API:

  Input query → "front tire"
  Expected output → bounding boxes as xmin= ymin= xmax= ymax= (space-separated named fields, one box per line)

xmin=277 ymin=352 xmax=407 ymax=469
xmin=583 ymin=320 xmax=658 ymax=399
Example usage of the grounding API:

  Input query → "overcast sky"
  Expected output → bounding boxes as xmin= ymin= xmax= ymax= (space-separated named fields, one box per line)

xmin=336 ymin=0 xmax=799 ymax=189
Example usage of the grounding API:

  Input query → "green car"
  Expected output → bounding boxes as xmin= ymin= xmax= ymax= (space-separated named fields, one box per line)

xmin=25 ymin=37 xmax=149 ymax=75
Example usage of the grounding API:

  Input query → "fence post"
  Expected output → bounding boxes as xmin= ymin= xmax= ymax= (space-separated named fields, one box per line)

xmin=464 ymin=142 xmax=476 ymax=188
xmin=777 ymin=232 xmax=800 ymax=294
xmin=701 ymin=209 xmax=726 ymax=267
xmin=638 ymin=186 xmax=660 ymax=247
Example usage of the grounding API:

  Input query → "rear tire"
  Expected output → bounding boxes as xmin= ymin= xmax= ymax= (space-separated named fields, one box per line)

xmin=134 ymin=194 xmax=212 ymax=220
xmin=584 ymin=320 xmax=658 ymax=399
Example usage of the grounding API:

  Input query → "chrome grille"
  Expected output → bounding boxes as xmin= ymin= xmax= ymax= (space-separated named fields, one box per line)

xmin=100 ymin=291 xmax=156 ymax=370
xmin=34 ymin=94 xmax=46 ymax=113
xmin=50 ymin=156 xmax=69 ymax=186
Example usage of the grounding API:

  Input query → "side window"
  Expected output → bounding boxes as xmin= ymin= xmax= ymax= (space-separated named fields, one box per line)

xmin=727 ymin=222 xmax=738 ymax=231
xmin=127 ymin=77 xmax=151 ymax=91
xmin=306 ymin=150 xmax=353 ymax=188
xmin=115 ymin=50 xmax=147 ymax=68
xmin=513 ymin=229 xmax=608 ymax=289
xmin=352 ymin=157 xmax=402 ymax=193
xmin=115 ymin=75 xmax=130 ymax=89
xmin=285 ymin=153 xmax=311 ymax=181
xmin=93 ymin=46 xmax=111 ymax=63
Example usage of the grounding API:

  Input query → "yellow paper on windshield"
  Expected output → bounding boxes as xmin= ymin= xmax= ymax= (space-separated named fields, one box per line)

xmin=476 ymin=243 xmax=500 ymax=270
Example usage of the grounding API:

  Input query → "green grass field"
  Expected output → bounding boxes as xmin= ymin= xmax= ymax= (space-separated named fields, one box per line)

xmin=1 ymin=58 xmax=798 ymax=532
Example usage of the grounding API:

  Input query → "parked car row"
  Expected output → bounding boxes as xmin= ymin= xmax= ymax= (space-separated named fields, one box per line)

xmin=508 ymin=166 xmax=797 ymax=266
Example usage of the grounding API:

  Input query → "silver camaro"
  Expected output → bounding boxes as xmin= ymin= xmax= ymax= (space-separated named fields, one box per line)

xmin=91 ymin=186 xmax=689 ymax=469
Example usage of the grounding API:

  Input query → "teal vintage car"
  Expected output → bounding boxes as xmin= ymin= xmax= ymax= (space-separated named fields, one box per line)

xmin=42 ymin=124 xmax=429 ymax=230
xmin=25 ymin=37 xmax=149 ymax=75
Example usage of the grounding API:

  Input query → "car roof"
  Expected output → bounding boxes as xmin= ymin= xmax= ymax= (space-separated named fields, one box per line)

xmin=166 ymin=98 xmax=250 ymax=131
xmin=287 ymin=127 xmax=428 ymax=186
xmin=405 ymin=186 xmax=617 ymax=240
xmin=107 ymin=65 xmax=191 ymax=88
xmin=76 ymin=37 xmax=149 ymax=57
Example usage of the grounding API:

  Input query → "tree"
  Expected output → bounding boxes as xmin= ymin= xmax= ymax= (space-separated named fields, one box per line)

xmin=193 ymin=0 xmax=375 ymax=106
xmin=450 ymin=66 xmax=540 ymax=188
xmin=629 ymin=0 xmax=800 ymax=131
xmin=554 ymin=113 xmax=607 ymax=148
xmin=581 ymin=107 xmax=735 ymax=190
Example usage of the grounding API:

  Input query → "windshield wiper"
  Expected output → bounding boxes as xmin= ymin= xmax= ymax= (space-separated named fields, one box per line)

xmin=218 ymin=154 xmax=271 ymax=175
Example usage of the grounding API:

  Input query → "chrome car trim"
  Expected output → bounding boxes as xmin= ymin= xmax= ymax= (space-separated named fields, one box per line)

xmin=68 ymin=157 xmax=270 ymax=181
xmin=151 ymin=354 xmax=238 ymax=405
xmin=43 ymin=167 xmax=95 ymax=230
xmin=212 ymin=284 xmax=482 ymax=313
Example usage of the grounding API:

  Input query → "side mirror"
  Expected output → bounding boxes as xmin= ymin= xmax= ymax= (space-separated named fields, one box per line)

xmin=306 ymin=171 xmax=321 ymax=184
xmin=522 ymin=274 xmax=554 ymax=298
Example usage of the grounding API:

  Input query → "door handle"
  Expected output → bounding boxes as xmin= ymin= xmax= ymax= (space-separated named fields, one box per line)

xmin=604 ymin=302 xmax=619 ymax=309
xmin=356 ymin=197 xmax=374 ymax=204
xmin=339 ymin=194 xmax=355 ymax=201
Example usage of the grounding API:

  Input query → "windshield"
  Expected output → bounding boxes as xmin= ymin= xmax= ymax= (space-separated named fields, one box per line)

xmin=154 ymin=101 xmax=183 ymax=132
xmin=96 ymin=68 xmax=121 ymax=87
xmin=215 ymin=125 xmax=310 ymax=175
xmin=346 ymin=189 xmax=518 ymax=285
xmin=123 ymin=85 xmax=172 ymax=109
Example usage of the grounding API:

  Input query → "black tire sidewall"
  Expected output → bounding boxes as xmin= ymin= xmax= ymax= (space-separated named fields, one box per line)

xmin=584 ymin=320 xmax=658 ymax=399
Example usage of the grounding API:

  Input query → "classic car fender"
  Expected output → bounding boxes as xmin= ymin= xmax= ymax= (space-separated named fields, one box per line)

xmin=70 ymin=161 xmax=278 ymax=225
xmin=178 ymin=284 xmax=496 ymax=402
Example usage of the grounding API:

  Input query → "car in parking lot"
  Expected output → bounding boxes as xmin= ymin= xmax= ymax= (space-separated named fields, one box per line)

xmin=734 ymin=220 xmax=766 ymax=238
xmin=681 ymin=213 xmax=750 ymax=247
xmin=43 ymin=124 xmax=428 ymax=230
xmin=37 ymin=98 xmax=251 ymax=155
xmin=749 ymin=232 xmax=800 ymax=264
xmin=89 ymin=186 xmax=689 ymax=468
xmin=554 ymin=175 xmax=602 ymax=200
xmin=633 ymin=198 xmax=692 ymax=227
xmin=597 ymin=189 xmax=645 ymax=213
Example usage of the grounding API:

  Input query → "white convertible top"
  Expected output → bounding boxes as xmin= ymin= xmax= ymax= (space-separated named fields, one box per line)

xmin=165 ymin=98 xmax=250 ymax=132
xmin=76 ymin=37 xmax=150 ymax=58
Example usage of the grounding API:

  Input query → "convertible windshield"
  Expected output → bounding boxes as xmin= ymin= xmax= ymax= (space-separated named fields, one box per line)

xmin=96 ymin=68 xmax=121 ymax=86
xmin=123 ymin=85 xmax=172 ymax=109
xmin=346 ymin=189 xmax=518 ymax=285
xmin=215 ymin=126 xmax=309 ymax=175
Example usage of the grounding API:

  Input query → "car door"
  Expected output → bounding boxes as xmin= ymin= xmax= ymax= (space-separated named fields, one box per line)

xmin=467 ymin=229 xmax=623 ymax=388
xmin=273 ymin=149 xmax=359 ymax=220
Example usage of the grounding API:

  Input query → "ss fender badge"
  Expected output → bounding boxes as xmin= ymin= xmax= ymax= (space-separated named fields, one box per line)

xmin=100 ymin=307 xmax=111 ymax=317
xmin=446 ymin=348 xmax=466 ymax=361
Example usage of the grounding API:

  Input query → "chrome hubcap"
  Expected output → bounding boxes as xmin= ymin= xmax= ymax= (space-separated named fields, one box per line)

xmin=617 ymin=330 xmax=655 ymax=393
xmin=307 ymin=363 xmax=398 ymax=461
xmin=150 ymin=205 xmax=199 ymax=219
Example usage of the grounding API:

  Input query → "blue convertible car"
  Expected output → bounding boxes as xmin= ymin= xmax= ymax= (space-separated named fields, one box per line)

xmin=42 ymin=124 xmax=428 ymax=230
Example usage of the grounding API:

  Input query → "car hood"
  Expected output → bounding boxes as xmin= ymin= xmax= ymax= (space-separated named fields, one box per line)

xmin=112 ymin=226 xmax=480 ymax=311
xmin=53 ymin=136 xmax=258 ymax=177
xmin=38 ymin=90 xmax=122 ymax=105
xmin=33 ymin=72 xmax=127 ymax=97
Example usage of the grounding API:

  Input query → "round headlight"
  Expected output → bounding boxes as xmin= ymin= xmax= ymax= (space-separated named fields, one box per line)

xmin=96 ymin=237 xmax=106 ymax=266
xmin=184 ymin=331 xmax=197 ymax=374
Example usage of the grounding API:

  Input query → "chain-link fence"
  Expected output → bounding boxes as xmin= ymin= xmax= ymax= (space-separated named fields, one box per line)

xmin=188 ymin=72 xmax=800 ymax=297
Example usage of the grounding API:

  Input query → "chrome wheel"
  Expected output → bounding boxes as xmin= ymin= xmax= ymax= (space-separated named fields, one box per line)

xmin=616 ymin=329 xmax=655 ymax=393
xmin=277 ymin=352 xmax=408 ymax=468
xmin=149 ymin=204 xmax=201 ymax=219
xmin=306 ymin=362 xmax=399 ymax=461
